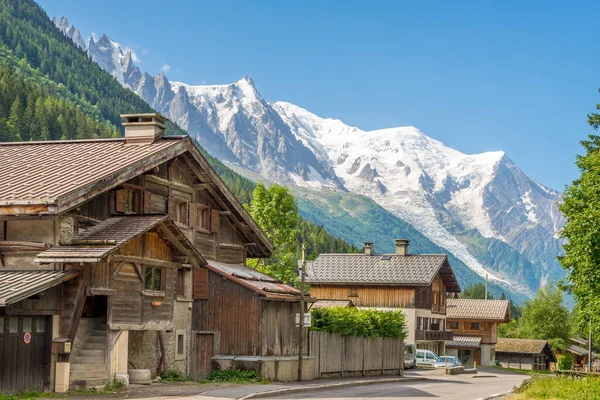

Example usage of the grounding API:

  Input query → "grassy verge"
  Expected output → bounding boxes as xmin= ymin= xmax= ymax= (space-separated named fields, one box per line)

xmin=490 ymin=366 xmax=553 ymax=376
xmin=508 ymin=375 xmax=600 ymax=399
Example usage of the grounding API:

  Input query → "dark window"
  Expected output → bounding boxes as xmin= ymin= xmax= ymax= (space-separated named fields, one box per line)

xmin=145 ymin=267 xmax=163 ymax=291
xmin=177 ymin=334 xmax=184 ymax=355
xmin=8 ymin=318 xmax=18 ymax=333
xmin=177 ymin=268 xmax=186 ymax=297
xmin=349 ymin=288 xmax=358 ymax=297
xmin=116 ymin=188 xmax=141 ymax=214
xmin=470 ymin=322 xmax=480 ymax=330
xmin=449 ymin=321 xmax=459 ymax=329
xmin=36 ymin=318 xmax=45 ymax=333
xmin=175 ymin=201 xmax=188 ymax=225
xmin=23 ymin=318 xmax=32 ymax=333
xmin=0 ymin=317 xmax=3 ymax=334
xmin=424 ymin=318 xmax=429 ymax=331
xmin=197 ymin=206 xmax=210 ymax=230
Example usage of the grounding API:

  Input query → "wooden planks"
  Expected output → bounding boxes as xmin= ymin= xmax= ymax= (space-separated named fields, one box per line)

xmin=310 ymin=285 xmax=415 ymax=308
xmin=309 ymin=331 xmax=404 ymax=378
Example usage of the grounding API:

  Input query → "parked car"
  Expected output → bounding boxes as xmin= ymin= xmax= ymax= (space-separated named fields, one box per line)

xmin=404 ymin=343 xmax=417 ymax=369
xmin=416 ymin=349 xmax=438 ymax=366
xmin=433 ymin=356 xmax=462 ymax=368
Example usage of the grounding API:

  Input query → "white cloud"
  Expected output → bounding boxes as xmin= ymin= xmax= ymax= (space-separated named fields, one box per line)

xmin=201 ymin=80 xmax=207 ymax=84
xmin=161 ymin=64 xmax=172 ymax=72
xmin=124 ymin=48 xmax=141 ymax=63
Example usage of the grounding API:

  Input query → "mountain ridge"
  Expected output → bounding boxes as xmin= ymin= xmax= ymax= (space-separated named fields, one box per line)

xmin=52 ymin=15 xmax=565 ymax=298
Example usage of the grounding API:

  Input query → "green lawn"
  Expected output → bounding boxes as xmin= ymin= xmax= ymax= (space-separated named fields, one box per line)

xmin=508 ymin=375 xmax=600 ymax=400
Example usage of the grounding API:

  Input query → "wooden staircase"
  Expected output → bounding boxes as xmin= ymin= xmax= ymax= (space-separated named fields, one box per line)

xmin=59 ymin=268 xmax=90 ymax=341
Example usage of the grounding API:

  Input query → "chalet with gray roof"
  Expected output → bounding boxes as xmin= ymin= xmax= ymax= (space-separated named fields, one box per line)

xmin=306 ymin=239 xmax=460 ymax=356
xmin=445 ymin=298 xmax=510 ymax=366
xmin=0 ymin=113 xmax=304 ymax=392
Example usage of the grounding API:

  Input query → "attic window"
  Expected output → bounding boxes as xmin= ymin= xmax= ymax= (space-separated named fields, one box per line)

xmin=380 ymin=255 xmax=391 ymax=260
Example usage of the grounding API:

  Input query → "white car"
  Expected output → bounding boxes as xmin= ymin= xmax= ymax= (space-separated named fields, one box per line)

xmin=416 ymin=349 xmax=438 ymax=366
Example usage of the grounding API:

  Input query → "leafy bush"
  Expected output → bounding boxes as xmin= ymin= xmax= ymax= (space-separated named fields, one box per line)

xmin=557 ymin=353 xmax=574 ymax=371
xmin=162 ymin=369 xmax=190 ymax=382
xmin=205 ymin=369 xmax=260 ymax=383
xmin=310 ymin=307 xmax=406 ymax=339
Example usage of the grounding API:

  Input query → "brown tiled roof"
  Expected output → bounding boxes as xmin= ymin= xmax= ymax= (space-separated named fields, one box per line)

xmin=0 ymin=137 xmax=186 ymax=206
xmin=306 ymin=254 xmax=460 ymax=292
xmin=0 ymin=270 xmax=79 ymax=306
xmin=496 ymin=338 xmax=551 ymax=355
xmin=446 ymin=299 xmax=510 ymax=321
xmin=35 ymin=215 xmax=205 ymax=266
xmin=0 ymin=136 xmax=273 ymax=258
xmin=570 ymin=344 xmax=598 ymax=358
xmin=445 ymin=336 xmax=482 ymax=349
xmin=208 ymin=260 xmax=310 ymax=302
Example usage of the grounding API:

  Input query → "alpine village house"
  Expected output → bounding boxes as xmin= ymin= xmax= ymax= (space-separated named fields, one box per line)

xmin=0 ymin=114 xmax=308 ymax=393
xmin=306 ymin=240 xmax=461 ymax=356
xmin=445 ymin=298 xmax=511 ymax=366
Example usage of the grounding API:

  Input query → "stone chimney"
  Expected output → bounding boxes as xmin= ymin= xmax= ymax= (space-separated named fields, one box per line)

xmin=364 ymin=242 xmax=373 ymax=256
xmin=121 ymin=113 xmax=168 ymax=145
xmin=395 ymin=239 xmax=409 ymax=256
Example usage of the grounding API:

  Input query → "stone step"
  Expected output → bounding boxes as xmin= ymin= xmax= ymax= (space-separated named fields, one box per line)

xmin=88 ymin=336 xmax=106 ymax=343
xmin=70 ymin=377 xmax=107 ymax=391
xmin=81 ymin=342 xmax=106 ymax=350
xmin=70 ymin=370 xmax=107 ymax=379
xmin=79 ymin=349 xmax=105 ymax=357
xmin=70 ymin=356 xmax=105 ymax=365
xmin=70 ymin=363 xmax=106 ymax=372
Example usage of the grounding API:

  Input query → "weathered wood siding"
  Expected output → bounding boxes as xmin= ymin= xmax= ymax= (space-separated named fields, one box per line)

xmin=5 ymin=287 xmax=60 ymax=315
xmin=310 ymin=285 xmax=415 ymax=308
xmin=448 ymin=319 xmax=497 ymax=344
xmin=309 ymin=331 xmax=404 ymax=378
xmin=260 ymin=301 xmax=307 ymax=356
xmin=108 ymin=231 xmax=177 ymax=328
xmin=430 ymin=273 xmax=447 ymax=314
xmin=193 ymin=270 xmax=261 ymax=355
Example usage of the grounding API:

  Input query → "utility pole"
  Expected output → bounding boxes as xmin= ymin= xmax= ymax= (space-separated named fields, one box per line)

xmin=298 ymin=243 xmax=307 ymax=381
xmin=485 ymin=273 xmax=488 ymax=300
xmin=589 ymin=319 xmax=593 ymax=372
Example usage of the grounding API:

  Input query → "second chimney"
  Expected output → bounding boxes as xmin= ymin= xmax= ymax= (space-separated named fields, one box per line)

xmin=121 ymin=113 xmax=168 ymax=145
xmin=364 ymin=242 xmax=373 ymax=256
xmin=395 ymin=239 xmax=409 ymax=256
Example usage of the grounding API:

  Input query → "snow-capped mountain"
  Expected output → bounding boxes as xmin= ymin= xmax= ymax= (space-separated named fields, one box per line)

xmin=55 ymin=17 xmax=565 ymax=296
xmin=275 ymin=102 xmax=564 ymax=289
xmin=52 ymin=17 xmax=85 ymax=50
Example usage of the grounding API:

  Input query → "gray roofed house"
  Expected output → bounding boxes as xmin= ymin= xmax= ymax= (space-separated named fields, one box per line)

xmin=307 ymin=239 xmax=460 ymax=358
xmin=446 ymin=299 xmax=511 ymax=321
xmin=307 ymin=253 xmax=460 ymax=292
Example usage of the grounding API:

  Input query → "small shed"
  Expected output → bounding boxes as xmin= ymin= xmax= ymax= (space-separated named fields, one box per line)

xmin=192 ymin=261 xmax=313 ymax=381
xmin=495 ymin=338 xmax=556 ymax=370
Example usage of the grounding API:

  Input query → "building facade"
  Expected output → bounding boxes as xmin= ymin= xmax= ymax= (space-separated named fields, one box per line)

xmin=0 ymin=113 xmax=303 ymax=392
xmin=306 ymin=240 xmax=460 ymax=355
xmin=445 ymin=298 xmax=510 ymax=366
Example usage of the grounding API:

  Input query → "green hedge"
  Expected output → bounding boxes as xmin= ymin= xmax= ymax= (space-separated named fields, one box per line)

xmin=310 ymin=307 xmax=406 ymax=339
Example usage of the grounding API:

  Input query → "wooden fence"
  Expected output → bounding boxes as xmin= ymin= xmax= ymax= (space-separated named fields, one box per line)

xmin=309 ymin=331 xmax=404 ymax=379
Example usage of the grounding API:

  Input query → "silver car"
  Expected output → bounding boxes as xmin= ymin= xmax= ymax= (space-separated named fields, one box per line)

xmin=433 ymin=356 xmax=462 ymax=368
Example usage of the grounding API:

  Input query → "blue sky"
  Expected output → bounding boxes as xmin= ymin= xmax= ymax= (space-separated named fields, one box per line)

xmin=37 ymin=0 xmax=600 ymax=191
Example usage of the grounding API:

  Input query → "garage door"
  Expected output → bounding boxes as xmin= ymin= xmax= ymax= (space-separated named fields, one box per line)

xmin=0 ymin=316 xmax=49 ymax=393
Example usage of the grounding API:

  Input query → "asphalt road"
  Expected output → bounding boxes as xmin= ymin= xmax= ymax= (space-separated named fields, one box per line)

xmin=264 ymin=373 xmax=528 ymax=400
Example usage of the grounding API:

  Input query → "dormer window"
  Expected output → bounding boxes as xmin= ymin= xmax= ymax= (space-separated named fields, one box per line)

xmin=115 ymin=188 xmax=142 ymax=214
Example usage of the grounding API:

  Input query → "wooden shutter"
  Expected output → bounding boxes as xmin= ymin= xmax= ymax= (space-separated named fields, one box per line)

xmin=189 ymin=204 xmax=197 ymax=228
xmin=210 ymin=209 xmax=220 ymax=233
xmin=167 ymin=197 xmax=176 ymax=220
xmin=193 ymin=268 xmax=209 ymax=299
xmin=115 ymin=189 xmax=126 ymax=213
xmin=143 ymin=191 xmax=152 ymax=214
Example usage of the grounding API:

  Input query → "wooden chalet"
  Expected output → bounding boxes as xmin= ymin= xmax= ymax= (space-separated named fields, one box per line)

xmin=306 ymin=240 xmax=461 ymax=356
xmin=0 ymin=113 xmax=303 ymax=392
xmin=445 ymin=299 xmax=510 ymax=366
xmin=495 ymin=338 xmax=556 ymax=370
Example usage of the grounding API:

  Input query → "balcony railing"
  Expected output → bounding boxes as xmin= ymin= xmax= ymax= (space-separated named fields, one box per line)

xmin=415 ymin=329 xmax=453 ymax=341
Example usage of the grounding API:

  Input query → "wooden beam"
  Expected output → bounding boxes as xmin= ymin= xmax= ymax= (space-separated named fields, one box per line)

xmin=157 ymin=223 xmax=200 ymax=266
xmin=145 ymin=174 xmax=194 ymax=194
xmin=193 ymin=183 xmax=211 ymax=190
xmin=110 ymin=255 xmax=180 ymax=269
xmin=219 ymin=210 xmax=232 ymax=216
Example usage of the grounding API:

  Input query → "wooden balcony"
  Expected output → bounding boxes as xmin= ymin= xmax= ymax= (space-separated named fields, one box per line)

xmin=415 ymin=329 xmax=453 ymax=341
